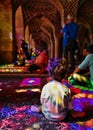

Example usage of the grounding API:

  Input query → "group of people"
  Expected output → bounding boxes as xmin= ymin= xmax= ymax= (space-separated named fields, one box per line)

xmin=28 ymin=50 xmax=48 ymax=73
xmin=14 ymin=14 xmax=93 ymax=122
xmin=21 ymin=40 xmax=38 ymax=61
xmin=31 ymin=42 xmax=93 ymax=121
xmin=61 ymin=14 xmax=93 ymax=87
xmin=15 ymin=40 xmax=41 ymax=67
xmin=30 ymin=14 xmax=93 ymax=122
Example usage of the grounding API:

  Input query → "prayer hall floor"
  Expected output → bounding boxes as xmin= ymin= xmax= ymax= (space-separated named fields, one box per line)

xmin=0 ymin=72 xmax=93 ymax=129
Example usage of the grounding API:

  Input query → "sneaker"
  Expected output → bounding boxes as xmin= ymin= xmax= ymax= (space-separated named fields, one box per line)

xmin=31 ymin=105 xmax=41 ymax=112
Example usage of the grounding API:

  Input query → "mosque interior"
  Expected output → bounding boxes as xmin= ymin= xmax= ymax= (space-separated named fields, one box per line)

xmin=0 ymin=0 xmax=93 ymax=129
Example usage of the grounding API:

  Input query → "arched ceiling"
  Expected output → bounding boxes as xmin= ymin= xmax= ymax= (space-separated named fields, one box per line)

xmin=13 ymin=0 xmax=93 ymax=51
xmin=22 ymin=0 xmax=61 ymax=32
xmin=12 ymin=0 xmax=63 ymax=30
xmin=78 ymin=0 xmax=93 ymax=30
xmin=12 ymin=0 xmax=63 ymax=48
xmin=78 ymin=0 xmax=87 ymax=7
xmin=28 ymin=17 xmax=54 ymax=45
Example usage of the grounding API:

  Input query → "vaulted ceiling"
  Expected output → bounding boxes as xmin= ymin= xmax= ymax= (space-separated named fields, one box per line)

xmin=76 ymin=0 xmax=93 ymax=50
xmin=12 ymin=0 xmax=63 ymax=48
xmin=1 ymin=0 xmax=92 ymax=53
xmin=1 ymin=0 xmax=92 ymax=63
xmin=78 ymin=0 xmax=93 ymax=29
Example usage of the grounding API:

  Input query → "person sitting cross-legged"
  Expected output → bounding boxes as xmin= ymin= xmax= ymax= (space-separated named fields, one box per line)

xmin=28 ymin=50 xmax=48 ymax=73
xmin=31 ymin=58 xmax=73 ymax=121
xmin=69 ymin=44 xmax=93 ymax=87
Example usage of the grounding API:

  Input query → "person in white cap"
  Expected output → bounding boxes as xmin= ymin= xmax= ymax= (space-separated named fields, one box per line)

xmin=61 ymin=14 xmax=79 ymax=73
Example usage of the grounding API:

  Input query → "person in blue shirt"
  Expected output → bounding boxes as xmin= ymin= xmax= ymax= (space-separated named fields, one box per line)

xmin=69 ymin=44 xmax=93 ymax=87
xmin=61 ymin=14 xmax=79 ymax=72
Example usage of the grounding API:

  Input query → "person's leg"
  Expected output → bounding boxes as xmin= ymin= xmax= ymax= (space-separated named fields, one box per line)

xmin=69 ymin=73 xmax=91 ymax=87
xmin=64 ymin=46 xmax=68 ymax=62
xmin=69 ymin=44 xmax=75 ymax=70
xmin=31 ymin=105 xmax=42 ymax=112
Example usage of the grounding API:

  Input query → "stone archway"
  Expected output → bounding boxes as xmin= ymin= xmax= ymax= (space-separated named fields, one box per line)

xmin=15 ymin=6 xmax=24 ymax=49
xmin=12 ymin=0 xmax=64 ymax=59
xmin=27 ymin=16 xmax=55 ymax=58
xmin=77 ymin=0 xmax=93 ymax=50
xmin=78 ymin=17 xmax=92 ymax=50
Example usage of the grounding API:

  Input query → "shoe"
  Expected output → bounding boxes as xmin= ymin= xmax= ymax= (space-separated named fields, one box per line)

xmin=31 ymin=105 xmax=41 ymax=112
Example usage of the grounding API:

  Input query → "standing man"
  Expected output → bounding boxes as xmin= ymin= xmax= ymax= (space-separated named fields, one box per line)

xmin=61 ymin=14 xmax=79 ymax=72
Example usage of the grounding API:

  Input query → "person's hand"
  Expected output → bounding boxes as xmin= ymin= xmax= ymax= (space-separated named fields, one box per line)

xmin=68 ymin=74 xmax=73 ymax=81
xmin=70 ymin=73 xmax=73 ymax=77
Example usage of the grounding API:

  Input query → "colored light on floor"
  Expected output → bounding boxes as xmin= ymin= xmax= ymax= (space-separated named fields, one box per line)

xmin=0 ymin=64 xmax=27 ymax=72
xmin=20 ymin=78 xmax=41 ymax=87
xmin=73 ymin=93 xmax=93 ymax=99
xmin=63 ymin=80 xmax=93 ymax=94
xmin=73 ymin=98 xmax=93 ymax=112
xmin=16 ymin=88 xmax=41 ymax=93
xmin=70 ymin=123 xmax=93 ymax=130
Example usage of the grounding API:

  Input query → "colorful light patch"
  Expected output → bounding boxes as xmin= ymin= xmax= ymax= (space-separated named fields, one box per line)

xmin=16 ymin=88 xmax=41 ymax=93
xmin=0 ymin=107 xmax=17 ymax=118
xmin=20 ymin=78 xmax=41 ymax=87
xmin=62 ymin=80 xmax=93 ymax=94
xmin=72 ymin=93 xmax=93 ymax=112
xmin=77 ymin=119 xmax=93 ymax=127
xmin=0 ymin=64 xmax=27 ymax=72
xmin=0 ymin=101 xmax=93 ymax=129
xmin=73 ymin=98 xmax=93 ymax=112
xmin=70 ymin=123 xmax=93 ymax=130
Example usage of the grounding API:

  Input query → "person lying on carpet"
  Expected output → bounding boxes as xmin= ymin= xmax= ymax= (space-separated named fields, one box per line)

xmin=28 ymin=50 xmax=48 ymax=73
xmin=69 ymin=44 xmax=93 ymax=87
xmin=31 ymin=58 xmax=73 ymax=121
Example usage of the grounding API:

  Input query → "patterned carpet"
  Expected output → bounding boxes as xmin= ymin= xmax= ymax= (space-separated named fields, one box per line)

xmin=0 ymin=77 xmax=93 ymax=130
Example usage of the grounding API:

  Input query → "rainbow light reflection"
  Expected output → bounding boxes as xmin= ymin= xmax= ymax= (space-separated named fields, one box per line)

xmin=20 ymin=78 xmax=41 ymax=87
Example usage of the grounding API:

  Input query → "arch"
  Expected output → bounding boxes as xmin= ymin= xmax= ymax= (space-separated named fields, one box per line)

xmin=13 ymin=0 xmax=64 ymax=58
xmin=40 ymin=27 xmax=54 ymax=58
xmin=78 ymin=17 xmax=92 ymax=32
xmin=78 ymin=0 xmax=87 ymax=7
xmin=13 ymin=0 xmax=64 ymax=27
xmin=40 ymin=16 xmax=58 ymax=58
xmin=15 ymin=6 xmax=24 ymax=49
xmin=78 ymin=17 xmax=92 ymax=42
xmin=27 ymin=15 xmax=57 ymax=58
xmin=78 ymin=17 xmax=92 ymax=51
xmin=25 ymin=25 xmax=29 ymax=44
xmin=29 ymin=25 xmax=54 ymax=58
xmin=47 ymin=0 xmax=64 ymax=27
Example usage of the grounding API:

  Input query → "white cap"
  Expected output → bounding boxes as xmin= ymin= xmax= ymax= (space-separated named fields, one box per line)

xmin=67 ymin=14 xmax=73 ymax=20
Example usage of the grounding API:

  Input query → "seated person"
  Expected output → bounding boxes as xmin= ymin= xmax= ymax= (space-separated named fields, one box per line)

xmin=14 ymin=48 xmax=26 ymax=66
xmin=69 ymin=44 xmax=93 ymax=87
xmin=82 ymin=48 xmax=88 ymax=58
xmin=28 ymin=50 xmax=48 ymax=73
xmin=31 ymin=58 xmax=73 ymax=121
xmin=77 ymin=47 xmax=89 ymax=75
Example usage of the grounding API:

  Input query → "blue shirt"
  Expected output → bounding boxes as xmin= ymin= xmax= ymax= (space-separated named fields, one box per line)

xmin=78 ymin=54 xmax=93 ymax=82
xmin=62 ymin=22 xmax=79 ymax=47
